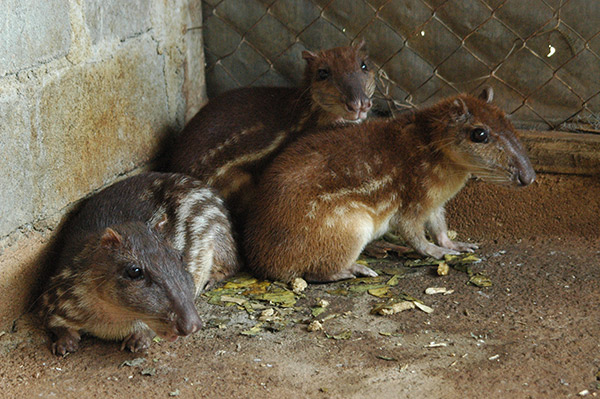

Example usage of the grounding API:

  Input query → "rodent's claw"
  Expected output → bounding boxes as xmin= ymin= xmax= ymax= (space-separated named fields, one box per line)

xmin=121 ymin=332 xmax=151 ymax=353
xmin=423 ymin=244 xmax=461 ymax=259
xmin=202 ymin=278 xmax=217 ymax=292
xmin=52 ymin=335 xmax=80 ymax=356
xmin=446 ymin=241 xmax=479 ymax=252
xmin=349 ymin=263 xmax=378 ymax=278
xmin=304 ymin=263 xmax=378 ymax=283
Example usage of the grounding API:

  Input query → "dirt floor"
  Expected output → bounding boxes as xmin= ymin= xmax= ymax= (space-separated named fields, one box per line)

xmin=1 ymin=175 xmax=599 ymax=399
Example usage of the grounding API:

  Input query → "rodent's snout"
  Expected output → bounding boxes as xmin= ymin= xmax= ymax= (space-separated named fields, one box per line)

xmin=345 ymin=98 xmax=372 ymax=113
xmin=345 ymin=98 xmax=372 ymax=120
xmin=513 ymin=154 xmax=536 ymax=187
xmin=175 ymin=310 xmax=202 ymax=336
xmin=517 ymin=168 xmax=536 ymax=186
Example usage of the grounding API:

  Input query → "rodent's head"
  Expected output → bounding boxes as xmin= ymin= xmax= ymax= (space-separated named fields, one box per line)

xmin=432 ymin=87 xmax=535 ymax=187
xmin=302 ymin=40 xmax=376 ymax=122
xmin=86 ymin=219 xmax=201 ymax=341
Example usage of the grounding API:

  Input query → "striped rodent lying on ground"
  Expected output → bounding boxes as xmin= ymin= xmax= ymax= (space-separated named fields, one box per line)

xmin=39 ymin=172 xmax=240 ymax=355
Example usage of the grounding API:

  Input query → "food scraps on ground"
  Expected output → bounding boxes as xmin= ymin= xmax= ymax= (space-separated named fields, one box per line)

xmin=141 ymin=368 xmax=156 ymax=376
xmin=437 ymin=262 xmax=450 ymax=276
xmin=307 ymin=321 xmax=323 ymax=332
xmin=424 ymin=342 xmax=448 ymax=348
xmin=317 ymin=299 xmax=329 ymax=308
xmin=425 ymin=287 xmax=454 ymax=295
xmin=120 ymin=358 xmax=146 ymax=368
xmin=258 ymin=308 xmax=275 ymax=321
xmin=372 ymin=300 xmax=415 ymax=315
xmin=291 ymin=277 xmax=308 ymax=293
xmin=413 ymin=301 xmax=434 ymax=313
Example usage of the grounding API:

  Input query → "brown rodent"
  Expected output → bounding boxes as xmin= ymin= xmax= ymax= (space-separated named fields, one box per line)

xmin=168 ymin=41 xmax=376 ymax=216
xmin=39 ymin=172 xmax=240 ymax=355
xmin=243 ymin=88 xmax=536 ymax=283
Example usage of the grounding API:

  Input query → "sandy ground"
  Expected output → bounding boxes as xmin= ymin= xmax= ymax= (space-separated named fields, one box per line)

xmin=1 ymin=236 xmax=598 ymax=399
xmin=1 ymin=175 xmax=599 ymax=399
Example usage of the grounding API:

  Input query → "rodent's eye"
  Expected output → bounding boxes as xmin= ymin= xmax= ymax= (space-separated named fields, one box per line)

xmin=125 ymin=265 xmax=144 ymax=280
xmin=470 ymin=127 xmax=489 ymax=143
xmin=361 ymin=61 xmax=368 ymax=71
xmin=316 ymin=68 xmax=329 ymax=81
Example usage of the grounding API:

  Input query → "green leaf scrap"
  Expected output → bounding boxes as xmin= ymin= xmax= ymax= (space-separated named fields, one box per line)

xmin=223 ymin=275 xmax=259 ymax=289
xmin=368 ymin=286 xmax=391 ymax=298
xmin=468 ymin=272 xmax=492 ymax=288
xmin=386 ymin=275 xmax=401 ymax=286
xmin=241 ymin=323 xmax=264 ymax=337
xmin=326 ymin=288 xmax=349 ymax=296
xmin=349 ymin=284 xmax=387 ymax=294
xmin=404 ymin=258 xmax=444 ymax=267
xmin=312 ymin=306 xmax=326 ymax=318
xmin=444 ymin=253 xmax=482 ymax=265
xmin=251 ymin=290 xmax=297 ymax=307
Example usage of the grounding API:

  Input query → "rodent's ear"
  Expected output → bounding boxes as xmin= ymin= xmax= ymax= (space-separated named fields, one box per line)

xmin=302 ymin=50 xmax=317 ymax=62
xmin=153 ymin=214 xmax=168 ymax=233
xmin=353 ymin=39 xmax=367 ymax=52
xmin=453 ymin=98 xmax=469 ymax=113
xmin=478 ymin=86 xmax=494 ymax=103
xmin=452 ymin=98 xmax=469 ymax=122
xmin=100 ymin=228 xmax=122 ymax=248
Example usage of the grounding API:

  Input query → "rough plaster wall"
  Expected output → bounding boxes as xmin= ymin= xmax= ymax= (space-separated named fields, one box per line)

xmin=0 ymin=0 xmax=206 ymax=329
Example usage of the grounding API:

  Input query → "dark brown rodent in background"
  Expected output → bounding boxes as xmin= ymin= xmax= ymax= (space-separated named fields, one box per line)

xmin=168 ymin=41 xmax=376 ymax=219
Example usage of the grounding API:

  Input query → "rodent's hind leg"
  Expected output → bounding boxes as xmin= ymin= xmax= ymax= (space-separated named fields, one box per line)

xmin=425 ymin=206 xmax=479 ymax=253
xmin=304 ymin=263 xmax=378 ymax=283
xmin=363 ymin=240 xmax=412 ymax=258
xmin=121 ymin=330 xmax=153 ymax=353
xmin=50 ymin=326 xmax=81 ymax=356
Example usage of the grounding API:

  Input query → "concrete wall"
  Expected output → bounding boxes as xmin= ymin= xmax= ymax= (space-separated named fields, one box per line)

xmin=0 ymin=0 xmax=207 ymax=329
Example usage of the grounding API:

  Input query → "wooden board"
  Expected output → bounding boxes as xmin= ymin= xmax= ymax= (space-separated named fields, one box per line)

xmin=519 ymin=130 xmax=600 ymax=175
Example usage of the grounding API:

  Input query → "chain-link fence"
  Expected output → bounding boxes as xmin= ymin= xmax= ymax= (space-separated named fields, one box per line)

xmin=201 ymin=0 xmax=600 ymax=133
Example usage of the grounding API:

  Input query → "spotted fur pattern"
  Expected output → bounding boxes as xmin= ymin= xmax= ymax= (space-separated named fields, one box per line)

xmin=39 ymin=172 xmax=240 ymax=354
xmin=243 ymin=89 xmax=535 ymax=283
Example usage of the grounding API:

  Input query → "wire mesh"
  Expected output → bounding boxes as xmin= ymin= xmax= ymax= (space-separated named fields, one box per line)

xmin=201 ymin=0 xmax=600 ymax=132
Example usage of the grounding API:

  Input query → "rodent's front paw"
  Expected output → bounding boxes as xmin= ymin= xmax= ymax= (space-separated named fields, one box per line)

xmin=52 ymin=335 xmax=80 ymax=356
xmin=423 ymin=244 xmax=460 ymax=259
xmin=445 ymin=240 xmax=479 ymax=253
xmin=121 ymin=331 xmax=152 ymax=352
